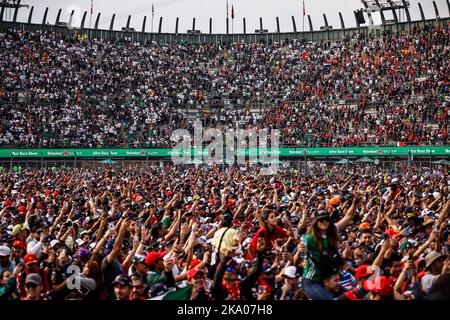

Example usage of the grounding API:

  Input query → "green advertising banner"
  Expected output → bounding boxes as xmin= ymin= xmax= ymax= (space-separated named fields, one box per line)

xmin=0 ymin=146 xmax=448 ymax=158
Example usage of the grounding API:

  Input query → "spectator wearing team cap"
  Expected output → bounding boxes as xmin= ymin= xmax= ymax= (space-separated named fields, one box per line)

xmin=186 ymin=267 xmax=211 ymax=300
xmin=7 ymin=240 xmax=26 ymax=271
xmin=145 ymin=251 xmax=168 ymax=287
xmin=337 ymin=264 xmax=374 ymax=300
xmin=276 ymin=266 xmax=302 ymax=300
xmin=363 ymin=275 xmax=394 ymax=300
xmin=16 ymin=253 xmax=50 ymax=298
xmin=130 ymin=255 xmax=148 ymax=284
xmin=23 ymin=273 xmax=44 ymax=300
xmin=0 ymin=245 xmax=12 ymax=273
xmin=113 ymin=274 xmax=132 ymax=300
xmin=327 ymin=197 xmax=341 ymax=212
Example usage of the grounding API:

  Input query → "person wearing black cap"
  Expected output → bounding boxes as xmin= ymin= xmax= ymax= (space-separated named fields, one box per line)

xmin=113 ymin=274 xmax=132 ymax=300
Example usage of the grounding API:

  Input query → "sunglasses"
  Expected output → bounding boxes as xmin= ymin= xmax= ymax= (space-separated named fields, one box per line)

xmin=25 ymin=283 xmax=38 ymax=289
xmin=317 ymin=217 xmax=331 ymax=223
xmin=132 ymin=285 xmax=143 ymax=289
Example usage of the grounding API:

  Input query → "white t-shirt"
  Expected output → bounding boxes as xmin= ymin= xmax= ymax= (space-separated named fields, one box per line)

xmin=421 ymin=273 xmax=438 ymax=293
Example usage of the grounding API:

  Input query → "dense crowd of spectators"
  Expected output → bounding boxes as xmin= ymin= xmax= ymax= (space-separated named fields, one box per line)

xmin=0 ymin=164 xmax=449 ymax=300
xmin=0 ymin=26 xmax=448 ymax=148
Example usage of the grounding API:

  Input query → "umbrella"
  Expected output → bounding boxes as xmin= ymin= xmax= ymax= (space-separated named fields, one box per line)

xmin=432 ymin=159 xmax=450 ymax=165
xmin=98 ymin=159 xmax=117 ymax=164
xmin=258 ymin=158 xmax=282 ymax=164
xmin=336 ymin=159 xmax=352 ymax=164
xmin=356 ymin=156 xmax=374 ymax=163
xmin=185 ymin=158 xmax=203 ymax=165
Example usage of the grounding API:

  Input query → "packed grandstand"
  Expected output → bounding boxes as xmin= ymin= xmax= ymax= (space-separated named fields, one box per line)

xmin=0 ymin=27 xmax=448 ymax=148
xmin=0 ymin=2 xmax=449 ymax=302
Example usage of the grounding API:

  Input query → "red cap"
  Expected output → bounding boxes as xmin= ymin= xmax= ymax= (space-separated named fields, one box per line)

xmin=13 ymin=240 xmax=26 ymax=249
xmin=18 ymin=205 xmax=27 ymax=213
xmin=384 ymin=229 xmax=398 ymax=238
xmin=187 ymin=268 xmax=205 ymax=280
xmin=44 ymin=189 xmax=51 ymax=195
xmin=4 ymin=199 xmax=12 ymax=207
xmin=363 ymin=276 xmax=394 ymax=297
xmin=37 ymin=203 xmax=45 ymax=210
xmin=24 ymin=253 xmax=37 ymax=265
xmin=145 ymin=251 xmax=166 ymax=266
xmin=53 ymin=191 xmax=59 ymax=197
xmin=355 ymin=264 xmax=374 ymax=279
xmin=166 ymin=191 xmax=173 ymax=197
xmin=274 ymin=183 xmax=280 ymax=188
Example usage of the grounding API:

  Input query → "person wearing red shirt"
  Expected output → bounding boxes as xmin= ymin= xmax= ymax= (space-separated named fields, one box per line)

xmin=248 ymin=207 xmax=294 ymax=259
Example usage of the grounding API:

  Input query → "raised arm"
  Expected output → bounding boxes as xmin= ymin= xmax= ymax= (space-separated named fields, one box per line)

xmin=106 ymin=219 xmax=130 ymax=264
xmin=335 ymin=193 xmax=359 ymax=233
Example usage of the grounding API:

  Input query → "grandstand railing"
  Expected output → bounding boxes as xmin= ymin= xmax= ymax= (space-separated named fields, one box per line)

xmin=0 ymin=17 xmax=449 ymax=44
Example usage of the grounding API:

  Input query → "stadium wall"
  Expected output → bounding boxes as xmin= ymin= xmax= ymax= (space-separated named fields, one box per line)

xmin=0 ymin=17 xmax=449 ymax=43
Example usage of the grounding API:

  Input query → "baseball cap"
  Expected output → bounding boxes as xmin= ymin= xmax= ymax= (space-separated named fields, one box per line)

xmin=0 ymin=245 xmax=11 ymax=257
xmin=50 ymin=239 xmax=61 ymax=249
xmin=384 ymin=229 xmax=398 ymax=238
xmin=74 ymin=248 xmax=89 ymax=259
xmin=362 ymin=276 xmax=393 ymax=297
xmin=24 ymin=253 xmax=37 ymax=265
xmin=148 ymin=282 xmax=168 ymax=298
xmin=103 ymin=239 xmax=115 ymax=256
xmin=12 ymin=224 xmax=26 ymax=236
xmin=112 ymin=274 xmax=132 ymax=287
xmin=328 ymin=198 xmax=340 ymax=206
xmin=358 ymin=222 xmax=371 ymax=230
xmin=262 ymin=262 xmax=273 ymax=274
xmin=422 ymin=219 xmax=434 ymax=227
xmin=12 ymin=240 xmax=26 ymax=249
xmin=187 ymin=268 xmax=205 ymax=280
xmin=283 ymin=266 xmax=298 ymax=279
xmin=132 ymin=255 xmax=145 ymax=264
xmin=145 ymin=251 xmax=167 ymax=266
xmin=424 ymin=251 xmax=444 ymax=268
xmin=314 ymin=210 xmax=329 ymax=220
xmin=355 ymin=264 xmax=375 ymax=279
xmin=25 ymin=273 xmax=42 ymax=286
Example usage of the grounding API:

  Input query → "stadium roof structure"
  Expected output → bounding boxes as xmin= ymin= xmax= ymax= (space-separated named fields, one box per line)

xmin=0 ymin=0 xmax=449 ymax=43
